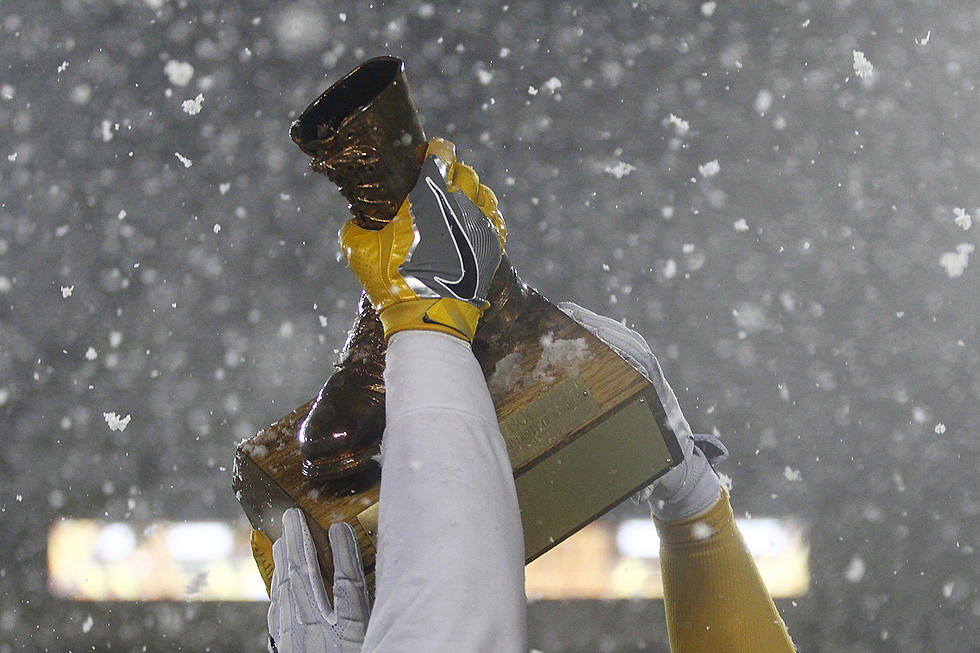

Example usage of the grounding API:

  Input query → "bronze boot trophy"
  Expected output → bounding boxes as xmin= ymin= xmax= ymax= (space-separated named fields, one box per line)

xmin=288 ymin=55 xmax=535 ymax=484
xmin=233 ymin=56 xmax=683 ymax=597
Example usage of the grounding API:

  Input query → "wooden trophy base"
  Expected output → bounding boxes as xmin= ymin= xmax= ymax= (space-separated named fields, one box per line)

xmin=233 ymin=288 xmax=682 ymax=592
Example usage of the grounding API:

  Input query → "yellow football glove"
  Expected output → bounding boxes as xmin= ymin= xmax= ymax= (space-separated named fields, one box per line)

xmin=339 ymin=138 xmax=506 ymax=342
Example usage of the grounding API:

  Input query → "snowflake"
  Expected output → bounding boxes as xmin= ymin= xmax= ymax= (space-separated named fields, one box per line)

xmin=174 ymin=152 xmax=193 ymax=168
xmin=939 ymin=243 xmax=974 ymax=278
xmin=104 ymin=412 xmax=132 ymax=432
xmin=541 ymin=77 xmax=562 ymax=93
xmin=184 ymin=571 xmax=210 ymax=596
xmin=953 ymin=207 xmax=972 ymax=230
xmin=164 ymin=60 xmax=194 ymax=87
xmin=667 ymin=113 xmax=690 ymax=135
xmin=476 ymin=67 xmax=494 ymax=86
xmin=852 ymin=50 xmax=874 ymax=79
xmin=754 ymin=89 xmax=774 ymax=114
xmin=844 ymin=555 xmax=866 ymax=583
xmin=603 ymin=161 xmax=636 ymax=179
xmin=691 ymin=521 xmax=713 ymax=540
xmin=181 ymin=93 xmax=204 ymax=115
xmin=698 ymin=159 xmax=720 ymax=177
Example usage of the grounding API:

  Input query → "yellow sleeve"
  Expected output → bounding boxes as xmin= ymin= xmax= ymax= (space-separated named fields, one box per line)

xmin=655 ymin=489 xmax=796 ymax=653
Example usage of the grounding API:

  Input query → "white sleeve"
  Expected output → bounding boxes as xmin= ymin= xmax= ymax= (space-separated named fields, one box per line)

xmin=362 ymin=330 xmax=527 ymax=653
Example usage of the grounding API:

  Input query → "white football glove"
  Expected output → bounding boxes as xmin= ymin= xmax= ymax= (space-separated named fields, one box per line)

xmin=557 ymin=302 xmax=727 ymax=520
xmin=267 ymin=509 xmax=370 ymax=653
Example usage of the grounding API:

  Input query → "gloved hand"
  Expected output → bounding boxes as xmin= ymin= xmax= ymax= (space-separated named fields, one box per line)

xmin=265 ymin=509 xmax=371 ymax=653
xmin=557 ymin=302 xmax=727 ymax=520
xmin=339 ymin=137 xmax=506 ymax=342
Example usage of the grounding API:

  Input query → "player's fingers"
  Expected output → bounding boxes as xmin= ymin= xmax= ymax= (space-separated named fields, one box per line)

xmin=281 ymin=508 xmax=334 ymax=623
xmin=328 ymin=522 xmax=370 ymax=639
xmin=557 ymin=301 xmax=653 ymax=377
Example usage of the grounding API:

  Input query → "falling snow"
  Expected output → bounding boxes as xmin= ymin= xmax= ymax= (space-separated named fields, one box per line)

xmin=476 ymin=67 xmax=494 ymax=85
xmin=163 ymin=60 xmax=194 ymax=86
xmin=845 ymin=556 xmax=866 ymax=583
xmin=5 ymin=2 xmax=980 ymax=650
xmin=698 ymin=159 xmax=720 ymax=177
xmin=181 ymin=93 xmax=205 ymax=115
xmin=103 ymin=412 xmax=132 ymax=432
xmin=667 ymin=113 xmax=690 ymax=135
xmin=603 ymin=161 xmax=636 ymax=179
xmin=852 ymin=50 xmax=874 ymax=79
xmin=541 ymin=77 xmax=562 ymax=93
xmin=953 ymin=207 xmax=972 ymax=230
xmin=939 ymin=243 xmax=974 ymax=278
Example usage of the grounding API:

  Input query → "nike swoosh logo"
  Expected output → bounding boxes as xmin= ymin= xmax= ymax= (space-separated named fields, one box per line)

xmin=425 ymin=176 xmax=479 ymax=300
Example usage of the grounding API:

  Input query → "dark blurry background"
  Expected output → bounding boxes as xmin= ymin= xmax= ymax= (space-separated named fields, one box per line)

xmin=2 ymin=0 xmax=979 ymax=651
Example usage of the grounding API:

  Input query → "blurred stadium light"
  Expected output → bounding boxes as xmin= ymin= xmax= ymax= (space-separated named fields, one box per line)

xmin=48 ymin=516 xmax=807 ymax=601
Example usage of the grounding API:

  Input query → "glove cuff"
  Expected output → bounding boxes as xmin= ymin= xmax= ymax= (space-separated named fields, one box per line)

xmin=380 ymin=297 xmax=485 ymax=342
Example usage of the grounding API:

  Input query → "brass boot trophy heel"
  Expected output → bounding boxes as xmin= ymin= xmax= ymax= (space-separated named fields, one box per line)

xmin=233 ymin=56 xmax=682 ymax=595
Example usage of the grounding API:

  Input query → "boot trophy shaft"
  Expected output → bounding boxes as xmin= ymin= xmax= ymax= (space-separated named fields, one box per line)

xmin=293 ymin=56 xmax=532 ymax=484
xmin=290 ymin=56 xmax=428 ymax=230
